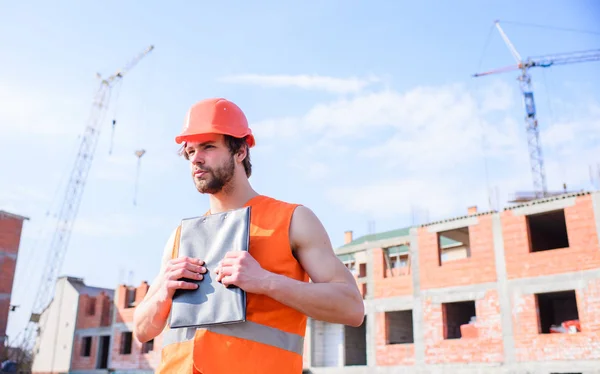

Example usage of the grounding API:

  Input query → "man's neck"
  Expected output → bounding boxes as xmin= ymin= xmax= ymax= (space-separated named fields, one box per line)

xmin=207 ymin=180 xmax=259 ymax=214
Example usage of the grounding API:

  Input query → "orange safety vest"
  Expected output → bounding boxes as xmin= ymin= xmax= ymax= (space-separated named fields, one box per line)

xmin=156 ymin=195 xmax=309 ymax=374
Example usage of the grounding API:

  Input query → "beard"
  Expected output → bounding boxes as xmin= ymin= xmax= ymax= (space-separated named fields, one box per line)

xmin=193 ymin=155 xmax=235 ymax=194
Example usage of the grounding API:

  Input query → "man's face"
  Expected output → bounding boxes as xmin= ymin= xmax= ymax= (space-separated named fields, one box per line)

xmin=184 ymin=134 xmax=235 ymax=194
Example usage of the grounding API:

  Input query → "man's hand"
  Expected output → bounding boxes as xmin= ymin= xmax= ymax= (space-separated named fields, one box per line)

xmin=157 ymin=256 xmax=207 ymax=300
xmin=215 ymin=251 xmax=271 ymax=294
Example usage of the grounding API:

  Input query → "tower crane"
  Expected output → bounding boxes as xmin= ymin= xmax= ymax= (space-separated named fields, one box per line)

xmin=13 ymin=45 xmax=154 ymax=361
xmin=473 ymin=20 xmax=600 ymax=200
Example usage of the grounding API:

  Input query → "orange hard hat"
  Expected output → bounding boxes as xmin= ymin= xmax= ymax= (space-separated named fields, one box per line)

xmin=175 ymin=98 xmax=255 ymax=147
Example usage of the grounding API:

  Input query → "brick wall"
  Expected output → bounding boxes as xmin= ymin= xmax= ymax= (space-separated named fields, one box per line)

xmin=110 ymin=281 xmax=163 ymax=370
xmin=0 ymin=257 xmax=17 ymax=295
xmin=75 ymin=292 xmax=112 ymax=329
xmin=115 ymin=282 xmax=149 ymax=323
xmin=0 ymin=214 xmax=25 ymax=255
xmin=422 ymin=289 xmax=503 ymax=364
xmin=512 ymin=278 xmax=600 ymax=361
xmin=0 ymin=299 xmax=9 ymax=346
xmin=373 ymin=248 xmax=412 ymax=298
xmin=115 ymin=286 xmax=135 ymax=324
xmin=71 ymin=335 xmax=97 ymax=370
xmin=110 ymin=328 xmax=162 ymax=370
xmin=0 ymin=212 xmax=26 ymax=360
xmin=418 ymin=214 xmax=497 ymax=290
xmin=375 ymin=312 xmax=415 ymax=366
xmin=503 ymin=195 xmax=600 ymax=279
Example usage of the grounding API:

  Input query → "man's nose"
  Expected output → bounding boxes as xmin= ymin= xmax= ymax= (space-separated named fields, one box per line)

xmin=190 ymin=151 xmax=204 ymax=164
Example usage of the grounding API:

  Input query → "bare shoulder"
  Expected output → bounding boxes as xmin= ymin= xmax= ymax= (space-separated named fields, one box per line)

xmin=289 ymin=205 xmax=331 ymax=251
xmin=289 ymin=205 xmax=352 ymax=284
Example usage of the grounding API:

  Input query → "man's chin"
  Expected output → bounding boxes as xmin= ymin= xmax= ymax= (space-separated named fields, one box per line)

xmin=194 ymin=183 xmax=219 ymax=195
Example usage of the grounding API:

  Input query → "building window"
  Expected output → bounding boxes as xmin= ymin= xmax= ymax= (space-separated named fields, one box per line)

xmin=344 ymin=316 xmax=367 ymax=366
xmin=527 ymin=210 xmax=569 ymax=252
xmin=384 ymin=246 xmax=409 ymax=277
xmin=437 ymin=227 xmax=471 ymax=265
xmin=385 ymin=310 xmax=414 ymax=344
xmin=443 ymin=301 xmax=476 ymax=339
xmin=120 ymin=332 xmax=133 ymax=354
xmin=536 ymin=291 xmax=580 ymax=334
xmin=142 ymin=339 xmax=154 ymax=353
xmin=81 ymin=336 xmax=92 ymax=357
xmin=125 ymin=288 xmax=137 ymax=308
xmin=87 ymin=298 xmax=96 ymax=316
xmin=358 ymin=263 xmax=367 ymax=278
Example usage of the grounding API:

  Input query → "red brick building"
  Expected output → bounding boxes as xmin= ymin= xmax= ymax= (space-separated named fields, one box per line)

xmin=108 ymin=282 xmax=162 ymax=372
xmin=0 ymin=210 xmax=28 ymax=360
xmin=31 ymin=278 xmax=161 ymax=374
xmin=304 ymin=191 xmax=600 ymax=373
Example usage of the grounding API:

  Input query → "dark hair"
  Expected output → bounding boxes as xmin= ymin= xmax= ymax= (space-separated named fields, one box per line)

xmin=224 ymin=135 xmax=252 ymax=178
xmin=179 ymin=135 xmax=252 ymax=178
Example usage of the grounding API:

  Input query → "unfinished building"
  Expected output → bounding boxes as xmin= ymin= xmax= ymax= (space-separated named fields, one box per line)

xmin=30 ymin=278 xmax=161 ymax=374
xmin=303 ymin=191 xmax=600 ymax=374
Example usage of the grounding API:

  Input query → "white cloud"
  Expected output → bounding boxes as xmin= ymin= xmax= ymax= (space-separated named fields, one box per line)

xmin=253 ymin=82 xmax=523 ymax=169
xmin=219 ymin=73 xmax=381 ymax=94
xmin=326 ymin=177 xmax=482 ymax=220
xmin=478 ymin=79 xmax=515 ymax=113
xmin=251 ymin=79 xmax=600 ymax=220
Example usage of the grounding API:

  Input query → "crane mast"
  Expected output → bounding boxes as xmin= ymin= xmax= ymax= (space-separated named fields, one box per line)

xmin=16 ymin=45 xmax=154 ymax=355
xmin=474 ymin=21 xmax=600 ymax=200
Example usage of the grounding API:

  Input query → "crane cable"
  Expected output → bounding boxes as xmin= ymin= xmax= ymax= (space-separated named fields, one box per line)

xmin=469 ymin=22 xmax=496 ymax=211
xmin=498 ymin=20 xmax=600 ymax=36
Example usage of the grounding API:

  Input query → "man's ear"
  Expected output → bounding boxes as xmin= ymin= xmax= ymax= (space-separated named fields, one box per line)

xmin=235 ymin=145 xmax=248 ymax=163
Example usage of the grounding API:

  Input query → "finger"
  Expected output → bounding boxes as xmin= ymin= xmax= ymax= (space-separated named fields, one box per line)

xmin=170 ymin=261 xmax=206 ymax=274
xmin=220 ymin=258 xmax=237 ymax=267
xmin=224 ymin=251 xmax=242 ymax=259
xmin=171 ymin=268 xmax=203 ymax=281
xmin=183 ymin=262 xmax=207 ymax=274
xmin=216 ymin=265 xmax=233 ymax=282
xmin=221 ymin=275 xmax=238 ymax=288
xmin=168 ymin=280 xmax=198 ymax=290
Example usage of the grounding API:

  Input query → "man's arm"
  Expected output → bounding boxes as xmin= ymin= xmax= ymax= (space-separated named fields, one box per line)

xmin=217 ymin=206 xmax=365 ymax=327
xmin=266 ymin=205 xmax=365 ymax=326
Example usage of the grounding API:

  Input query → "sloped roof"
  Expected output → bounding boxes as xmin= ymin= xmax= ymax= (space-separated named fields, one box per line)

xmin=340 ymin=227 xmax=411 ymax=249
xmin=0 ymin=210 xmax=29 ymax=221
xmin=503 ymin=190 xmax=593 ymax=211
xmin=419 ymin=210 xmax=497 ymax=228
xmin=65 ymin=276 xmax=114 ymax=298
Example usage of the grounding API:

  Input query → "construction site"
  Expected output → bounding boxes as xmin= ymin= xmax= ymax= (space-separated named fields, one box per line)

xmin=1 ymin=11 xmax=600 ymax=374
xmin=2 ymin=191 xmax=600 ymax=373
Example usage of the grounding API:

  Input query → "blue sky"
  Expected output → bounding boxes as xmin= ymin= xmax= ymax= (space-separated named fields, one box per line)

xmin=2 ymin=1 xmax=599 ymax=341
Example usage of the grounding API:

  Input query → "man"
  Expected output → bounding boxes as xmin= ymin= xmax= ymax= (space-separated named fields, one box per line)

xmin=133 ymin=98 xmax=364 ymax=373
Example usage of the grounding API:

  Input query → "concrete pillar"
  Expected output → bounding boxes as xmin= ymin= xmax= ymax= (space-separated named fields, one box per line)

xmin=409 ymin=227 xmax=425 ymax=365
xmin=492 ymin=213 xmax=515 ymax=364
